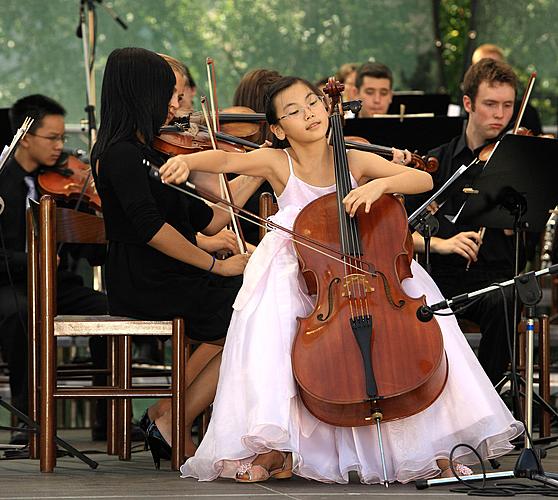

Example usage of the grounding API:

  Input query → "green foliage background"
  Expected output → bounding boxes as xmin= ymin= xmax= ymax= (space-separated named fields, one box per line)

xmin=0 ymin=0 xmax=556 ymax=125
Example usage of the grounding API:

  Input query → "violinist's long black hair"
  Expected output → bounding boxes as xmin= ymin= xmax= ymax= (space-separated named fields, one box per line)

xmin=92 ymin=47 xmax=175 ymax=167
xmin=264 ymin=76 xmax=324 ymax=149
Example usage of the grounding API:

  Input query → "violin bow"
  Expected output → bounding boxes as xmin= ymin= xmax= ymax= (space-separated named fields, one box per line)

xmin=206 ymin=57 xmax=220 ymax=133
xmin=145 ymin=158 xmax=374 ymax=275
xmin=0 ymin=116 xmax=33 ymax=171
xmin=512 ymin=71 xmax=536 ymax=134
xmin=200 ymin=96 xmax=249 ymax=254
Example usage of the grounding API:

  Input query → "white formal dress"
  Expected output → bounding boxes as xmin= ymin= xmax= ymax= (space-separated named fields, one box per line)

xmin=181 ymin=149 xmax=522 ymax=484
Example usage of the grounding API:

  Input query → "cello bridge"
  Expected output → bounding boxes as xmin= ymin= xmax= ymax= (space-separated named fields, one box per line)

xmin=342 ymin=274 xmax=374 ymax=298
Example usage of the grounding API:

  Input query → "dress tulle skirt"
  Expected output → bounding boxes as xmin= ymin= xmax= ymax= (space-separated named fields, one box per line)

xmin=181 ymin=218 xmax=523 ymax=484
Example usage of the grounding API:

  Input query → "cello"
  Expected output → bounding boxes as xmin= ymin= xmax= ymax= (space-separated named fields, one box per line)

xmin=291 ymin=79 xmax=448 ymax=478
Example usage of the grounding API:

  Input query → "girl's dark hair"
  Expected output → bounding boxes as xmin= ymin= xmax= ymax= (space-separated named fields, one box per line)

xmin=264 ymin=76 xmax=324 ymax=149
xmin=92 ymin=47 xmax=175 ymax=166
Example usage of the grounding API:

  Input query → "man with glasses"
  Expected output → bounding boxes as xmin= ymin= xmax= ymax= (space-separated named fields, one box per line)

xmin=0 ymin=94 xmax=108 ymax=444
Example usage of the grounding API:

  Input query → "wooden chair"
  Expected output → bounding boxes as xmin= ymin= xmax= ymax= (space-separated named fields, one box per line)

xmin=28 ymin=195 xmax=188 ymax=472
xmin=258 ymin=192 xmax=277 ymax=240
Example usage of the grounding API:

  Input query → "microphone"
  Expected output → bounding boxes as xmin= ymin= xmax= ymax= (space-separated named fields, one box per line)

xmin=416 ymin=305 xmax=434 ymax=322
xmin=416 ymin=299 xmax=450 ymax=322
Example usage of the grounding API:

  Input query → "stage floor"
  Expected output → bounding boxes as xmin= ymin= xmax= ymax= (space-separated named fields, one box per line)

xmin=1 ymin=429 xmax=558 ymax=499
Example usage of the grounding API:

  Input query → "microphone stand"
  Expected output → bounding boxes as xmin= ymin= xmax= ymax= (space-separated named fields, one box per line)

xmin=410 ymin=211 xmax=439 ymax=276
xmin=76 ymin=0 xmax=127 ymax=153
xmin=75 ymin=0 xmax=126 ymax=291
xmin=416 ymin=264 xmax=558 ymax=490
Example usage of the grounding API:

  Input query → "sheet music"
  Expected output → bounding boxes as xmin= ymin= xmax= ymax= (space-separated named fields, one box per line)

xmin=0 ymin=116 xmax=34 ymax=176
xmin=408 ymin=162 xmax=471 ymax=227
xmin=0 ymin=146 xmax=10 ymax=166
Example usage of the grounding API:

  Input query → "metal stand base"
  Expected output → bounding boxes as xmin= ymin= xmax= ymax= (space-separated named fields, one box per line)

xmin=416 ymin=470 xmax=514 ymax=490
xmin=0 ymin=396 xmax=97 ymax=469
xmin=416 ymin=447 xmax=558 ymax=490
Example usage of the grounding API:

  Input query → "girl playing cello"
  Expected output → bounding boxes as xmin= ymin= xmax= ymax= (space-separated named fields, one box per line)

xmin=161 ymin=75 xmax=522 ymax=484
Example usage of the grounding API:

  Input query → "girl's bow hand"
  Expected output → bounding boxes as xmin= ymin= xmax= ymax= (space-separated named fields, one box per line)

xmin=159 ymin=155 xmax=191 ymax=184
xmin=213 ymin=252 xmax=251 ymax=276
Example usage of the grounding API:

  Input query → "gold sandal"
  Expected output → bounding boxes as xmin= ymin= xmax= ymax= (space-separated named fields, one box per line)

xmin=437 ymin=459 xmax=473 ymax=478
xmin=235 ymin=451 xmax=293 ymax=483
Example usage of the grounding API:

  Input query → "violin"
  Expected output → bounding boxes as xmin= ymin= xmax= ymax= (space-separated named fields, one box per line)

xmin=38 ymin=152 xmax=101 ymax=211
xmin=157 ymin=123 xmax=260 ymax=155
xmin=291 ymin=79 xmax=447 ymax=431
xmin=176 ymin=106 xmax=266 ymax=140
xmin=154 ymin=126 xmax=246 ymax=157
xmin=344 ymin=136 xmax=439 ymax=172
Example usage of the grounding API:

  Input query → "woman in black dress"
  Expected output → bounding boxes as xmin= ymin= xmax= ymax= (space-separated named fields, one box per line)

xmin=91 ymin=47 xmax=262 ymax=465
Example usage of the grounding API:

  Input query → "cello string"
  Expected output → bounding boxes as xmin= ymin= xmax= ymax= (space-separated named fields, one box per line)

xmin=334 ymin=111 xmax=365 ymax=317
xmin=336 ymin=110 xmax=367 ymax=319
xmin=341 ymin=123 xmax=368 ymax=315
xmin=330 ymin=114 xmax=350 ymax=279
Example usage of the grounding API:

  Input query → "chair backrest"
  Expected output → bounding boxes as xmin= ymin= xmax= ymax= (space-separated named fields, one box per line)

xmin=258 ymin=192 xmax=278 ymax=241
xmin=36 ymin=195 xmax=105 ymax=311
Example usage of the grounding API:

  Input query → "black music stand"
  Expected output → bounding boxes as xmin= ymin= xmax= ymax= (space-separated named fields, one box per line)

xmin=455 ymin=133 xmax=558 ymax=427
xmin=0 ymin=108 xmax=12 ymax=149
xmin=408 ymin=159 xmax=480 ymax=275
xmin=456 ymin=134 xmax=558 ymax=233
xmin=343 ymin=116 xmax=465 ymax=153
xmin=388 ymin=93 xmax=451 ymax=116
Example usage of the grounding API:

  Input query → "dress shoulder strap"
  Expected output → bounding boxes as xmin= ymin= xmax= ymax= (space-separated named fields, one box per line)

xmin=282 ymin=149 xmax=295 ymax=175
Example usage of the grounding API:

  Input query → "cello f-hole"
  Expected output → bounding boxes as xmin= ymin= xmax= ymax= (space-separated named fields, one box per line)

xmin=317 ymin=277 xmax=341 ymax=322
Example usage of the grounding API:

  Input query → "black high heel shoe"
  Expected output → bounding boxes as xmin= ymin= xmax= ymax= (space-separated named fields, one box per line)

xmin=139 ymin=410 xmax=171 ymax=470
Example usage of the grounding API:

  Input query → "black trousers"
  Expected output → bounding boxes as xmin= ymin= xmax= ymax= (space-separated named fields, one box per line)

xmin=432 ymin=266 xmax=517 ymax=386
xmin=0 ymin=271 xmax=107 ymax=415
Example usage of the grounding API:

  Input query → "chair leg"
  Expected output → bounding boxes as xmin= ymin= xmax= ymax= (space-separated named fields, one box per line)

xmin=39 ymin=197 xmax=57 ymax=472
xmin=107 ymin=336 xmax=118 ymax=455
xmin=28 ymin=297 xmax=39 ymax=460
xmin=171 ymin=319 xmax=186 ymax=471
xmin=119 ymin=335 xmax=133 ymax=460
xmin=27 ymin=209 xmax=40 ymax=459
xmin=200 ymin=407 xmax=211 ymax=441
xmin=39 ymin=303 xmax=57 ymax=472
